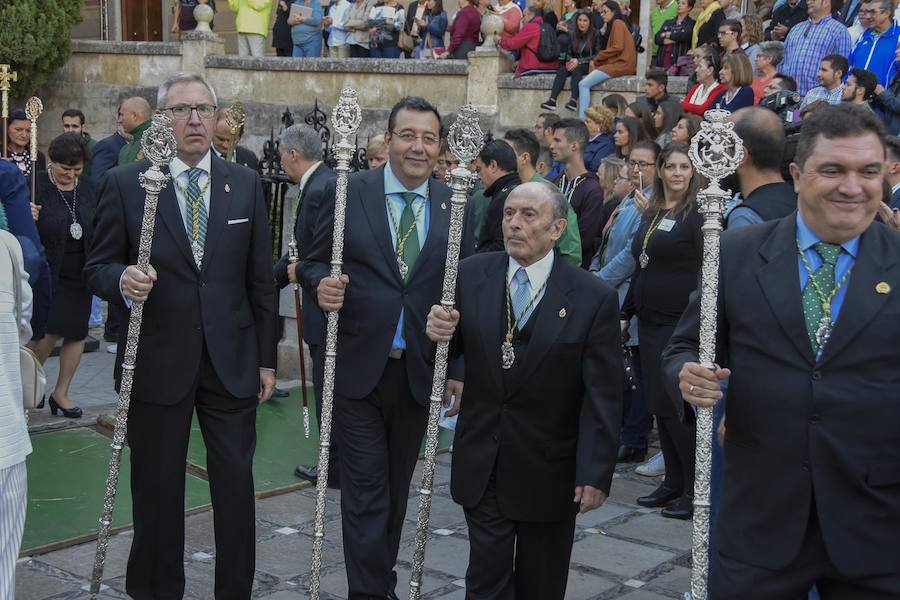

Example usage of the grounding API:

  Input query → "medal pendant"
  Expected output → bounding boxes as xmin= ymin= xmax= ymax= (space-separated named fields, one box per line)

xmin=639 ymin=251 xmax=649 ymax=269
xmin=70 ymin=222 xmax=83 ymax=240
xmin=501 ymin=340 xmax=515 ymax=370
xmin=397 ymin=257 xmax=409 ymax=279
xmin=815 ymin=315 xmax=832 ymax=350
xmin=191 ymin=241 xmax=204 ymax=269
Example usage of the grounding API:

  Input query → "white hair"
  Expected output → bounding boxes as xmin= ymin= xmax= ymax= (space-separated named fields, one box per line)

xmin=157 ymin=72 xmax=218 ymax=108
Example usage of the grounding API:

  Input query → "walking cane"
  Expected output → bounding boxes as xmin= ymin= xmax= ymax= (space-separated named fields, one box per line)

xmin=225 ymin=102 xmax=245 ymax=162
xmin=308 ymin=87 xmax=361 ymax=600
xmin=685 ymin=109 xmax=743 ymax=600
xmin=408 ymin=104 xmax=484 ymax=600
xmin=89 ymin=114 xmax=178 ymax=598
xmin=288 ymin=234 xmax=311 ymax=439
xmin=0 ymin=64 xmax=16 ymax=159
xmin=25 ymin=96 xmax=42 ymax=200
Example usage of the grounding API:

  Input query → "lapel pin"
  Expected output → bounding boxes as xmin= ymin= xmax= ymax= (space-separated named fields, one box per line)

xmin=224 ymin=183 xmax=231 ymax=193
xmin=559 ymin=308 xmax=567 ymax=318
xmin=876 ymin=281 xmax=891 ymax=294
xmin=441 ymin=202 xmax=447 ymax=210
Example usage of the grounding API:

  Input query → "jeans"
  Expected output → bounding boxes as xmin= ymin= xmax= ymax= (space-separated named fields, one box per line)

xmin=292 ymin=38 xmax=322 ymax=57
xmin=578 ymin=69 xmax=611 ymax=118
xmin=550 ymin=62 xmax=588 ymax=103
xmin=370 ymin=45 xmax=402 ymax=58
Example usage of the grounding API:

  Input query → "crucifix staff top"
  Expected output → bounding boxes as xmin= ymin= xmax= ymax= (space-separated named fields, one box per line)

xmin=0 ymin=64 xmax=17 ymax=119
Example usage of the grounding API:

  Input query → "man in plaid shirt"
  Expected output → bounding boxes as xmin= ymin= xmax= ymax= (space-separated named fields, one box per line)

xmin=779 ymin=0 xmax=851 ymax=96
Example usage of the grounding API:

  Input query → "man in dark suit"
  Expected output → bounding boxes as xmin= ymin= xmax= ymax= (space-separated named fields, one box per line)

xmin=299 ymin=96 xmax=475 ymax=599
xmin=271 ymin=124 xmax=336 ymax=484
xmin=886 ymin=135 xmax=900 ymax=210
xmin=212 ymin=110 xmax=261 ymax=172
xmin=664 ymin=104 xmax=900 ymax=597
xmin=85 ymin=73 xmax=277 ymax=600
xmin=89 ymin=102 xmax=130 ymax=181
xmin=425 ymin=182 xmax=623 ymax=599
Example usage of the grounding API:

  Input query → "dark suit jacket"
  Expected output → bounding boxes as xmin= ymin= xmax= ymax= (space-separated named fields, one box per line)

xmin=662 ymin=214 xmax=900 ymax=577
xmin=90 ymin=132 xmax=128 ymax=180
xmin=274 ymin=162 xmax=335 ymax=348
xmin=891 ymin=186 xmax=900 ymax=211
xmin=299 ymin=165 xmax=475 ymax=403
xmin=449 ymin=252 xmax=623 ymax=522
xmin=85 ymin=155 xmax=278 ymax=404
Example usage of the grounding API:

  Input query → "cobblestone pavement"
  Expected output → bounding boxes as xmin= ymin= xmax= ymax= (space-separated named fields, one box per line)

xmin=18 ymin=344 xmax=692 ymax=600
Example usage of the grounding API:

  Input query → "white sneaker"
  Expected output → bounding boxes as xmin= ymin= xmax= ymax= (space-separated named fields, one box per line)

xmin=106 ymin=343 xmax=118 ymax=354
xmin=635 ymin=451 xmax=665 ymax=477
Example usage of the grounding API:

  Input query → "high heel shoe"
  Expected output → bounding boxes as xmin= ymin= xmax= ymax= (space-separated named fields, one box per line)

xmin=36 ymin=395 xmax=45 ymax=409
xmin=49 ymin=395 xmax=83 ymax=419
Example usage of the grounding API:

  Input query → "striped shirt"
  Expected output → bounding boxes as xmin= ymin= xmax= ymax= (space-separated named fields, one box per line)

xmin=779 ymin=15 xmax=852 ymax=96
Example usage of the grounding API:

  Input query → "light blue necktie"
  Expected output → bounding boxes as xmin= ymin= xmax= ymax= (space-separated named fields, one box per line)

xmin=511 ymin=267 xmax=533 ymax=329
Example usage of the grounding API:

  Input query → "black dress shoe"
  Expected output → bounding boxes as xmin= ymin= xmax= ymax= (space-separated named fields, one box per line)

xmin=636 ymin=484 xmax=681 ymax=508
xmin=271 ymin=387 xmax=290 ymax=398
xmin=48 ymin=395 xmax=83 ymax=419
xmin=386 ymin=590 xmax=400 ymax=600
xmin=294 ymin=465 xmax=319 ymax=483
xmin=661 ymin=495 xmax=694 ymax=520
xmin=616 ymin=445 xmax=648 ymax=463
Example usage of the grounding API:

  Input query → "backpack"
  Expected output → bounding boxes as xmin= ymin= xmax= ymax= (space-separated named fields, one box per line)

xmin=536 ymin=20 xmax=560 ymax=62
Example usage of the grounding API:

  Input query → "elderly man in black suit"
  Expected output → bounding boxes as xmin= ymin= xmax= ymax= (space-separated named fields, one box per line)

xmin=299 ymin=96 xmax=475 ymax=600
xmin=211 ymin=109 xmax=260 ymax=172
xmin=425 ymin=181 xmax=623 ymax=600
xmin=85 ymin=72 xmax=277 ymax=599
xmin=272 ymin=123 xmax=336 ymax=484
xmin=664 ymin=104 xmax=900 ymax=598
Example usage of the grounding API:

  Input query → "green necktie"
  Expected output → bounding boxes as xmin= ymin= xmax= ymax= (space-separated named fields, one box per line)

xmin=802 ymin=241 xmax=842 ymax=354
xmin=185 ymin=167 xmax=208 ymax=266
xmin=398 ymin=191 xmax=420 ymax=280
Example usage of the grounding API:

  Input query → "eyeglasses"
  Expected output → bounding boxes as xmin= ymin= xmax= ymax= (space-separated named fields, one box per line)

xmin=164 ymin=103 xmax=217 ymax=120
xmin=627 ymin=159 xmax=655 ymax=170
xmin=390 ymin=130 xmax=440 ymax=146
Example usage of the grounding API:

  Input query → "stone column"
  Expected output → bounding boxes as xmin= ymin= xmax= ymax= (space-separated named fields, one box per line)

xmin=638 ymin=0 xmax=651 ymax=76
xmin=466 ymin=50 xmax=512 ymax=115
xmin=180 ymin=30 xmax=225 ymax=75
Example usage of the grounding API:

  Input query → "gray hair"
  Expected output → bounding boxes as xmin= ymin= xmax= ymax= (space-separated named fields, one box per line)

xmin=157 ymin=72 xmax=218 ymax=109
xmin=757 ymin=41 xmax=784 ymax=65
xmin=280 ymin=125 xmax=323 ymax=161
xmin=863 ymin=0 xmax=893 ymax=13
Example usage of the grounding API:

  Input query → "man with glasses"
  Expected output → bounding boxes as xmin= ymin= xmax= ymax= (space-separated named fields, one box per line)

xmin=591 ymin=141 xmax=660 ymax=470
xmin=85 ymin=72 xmax=277 ymax=599
xmin=848 ymin=0 xmax=900 ymax=87
xmin=716 ymin=19 xmax=743 ymax=55
xmin=779 ymin=0 xmax=851 ymax=96
xmin=299 ymin=96 xmax=475 ymax=599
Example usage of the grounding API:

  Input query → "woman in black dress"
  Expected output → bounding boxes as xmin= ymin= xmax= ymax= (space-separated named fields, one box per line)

xmin=622 ymin=142 xmax=702 ymax=519
xmin=30 ymin=133 xmax=97 ymax=418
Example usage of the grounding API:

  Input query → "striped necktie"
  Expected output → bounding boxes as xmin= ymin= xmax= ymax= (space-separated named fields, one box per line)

xmin=185 ymin=167 xmax=208 ymax=267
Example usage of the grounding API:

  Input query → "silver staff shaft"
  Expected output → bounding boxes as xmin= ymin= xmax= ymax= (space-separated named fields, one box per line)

xmin=409 ymin=104 xmax=484 ymax=600
xmin=90 ymin=114 xmax=177 ymax=598
xmin=686 ymin=109 xmax=743 ymax=600
xmin=308 ymin=88 xmax=361 ymax=600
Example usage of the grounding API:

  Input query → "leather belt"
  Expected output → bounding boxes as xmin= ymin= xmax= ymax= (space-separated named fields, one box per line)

xmin=388 ymin=348 xmax=405 ymax=360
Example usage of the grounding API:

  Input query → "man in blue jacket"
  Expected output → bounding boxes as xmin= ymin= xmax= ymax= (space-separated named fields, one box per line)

xmin=848 ymin=0 xmax=900 ymax=86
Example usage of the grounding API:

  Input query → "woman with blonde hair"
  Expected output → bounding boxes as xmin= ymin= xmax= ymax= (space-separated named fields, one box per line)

xmin=739 ymin=15 xmax=763 ymax=67
xmin=712 ymin=52 xmax=755 ymax=112
xmin=583 ymin=105 xmax=616 ymax=172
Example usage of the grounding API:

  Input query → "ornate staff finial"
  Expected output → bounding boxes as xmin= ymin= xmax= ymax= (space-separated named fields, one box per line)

xmin=0 ymin=64 xmax=17 ymax=119
xmin=141 ymin=113 xmax=178 ymax=169
xmin=332 ymin=87 xmax=363 ymax=139
xmin=689 ymin=109 xmax=744 ymax=186
xmin=447 ymin=103 xmax=484 ymax=167
xmin=225 ymin=102 xmax=246 ymax=161
xmin=24 ymin=96 xmax=42 ymax=122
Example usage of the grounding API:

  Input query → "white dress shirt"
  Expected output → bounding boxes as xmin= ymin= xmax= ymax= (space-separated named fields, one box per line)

xmin=507 ymin=249 xmax=555 ymax=312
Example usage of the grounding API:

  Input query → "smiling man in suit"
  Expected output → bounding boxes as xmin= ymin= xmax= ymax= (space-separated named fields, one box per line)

xmin=85 ymin=72 xmax=277 ymax=600
xmin=425 ymin=181 xmax=623 ymax=600
xmin=272 ymin=124 xmax=336 ymax=485
xmin=300 ymin=96 xmax=475 ymax=599
xmin=664 ymin=104 xmax=900 ymax=598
